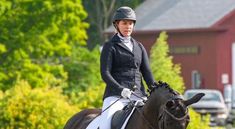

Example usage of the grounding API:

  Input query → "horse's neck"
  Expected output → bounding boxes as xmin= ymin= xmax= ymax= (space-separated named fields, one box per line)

xmin=144 ymin=93 xmax=166 ymax=114
xmin=143 ymin=89 xmax=172 ymax=125
xmin=126 ymin=88 xmax=174 ymax=129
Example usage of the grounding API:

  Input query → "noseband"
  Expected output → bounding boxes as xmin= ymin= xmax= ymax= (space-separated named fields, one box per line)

xmin=158 ymin=105 xmax=189 ymax=129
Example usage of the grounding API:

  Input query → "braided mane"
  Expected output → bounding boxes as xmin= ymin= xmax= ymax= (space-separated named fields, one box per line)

xmin=149 ymin=81 xmax=179 ymax=96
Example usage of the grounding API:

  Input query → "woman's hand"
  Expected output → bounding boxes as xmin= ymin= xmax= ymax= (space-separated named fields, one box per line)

xmin=121 ymin=88 xmax=132 ymax=99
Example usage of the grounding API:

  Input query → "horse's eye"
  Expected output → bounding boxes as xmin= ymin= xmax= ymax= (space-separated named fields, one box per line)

xmin=166 ymin=100 xmax=175 ymax=108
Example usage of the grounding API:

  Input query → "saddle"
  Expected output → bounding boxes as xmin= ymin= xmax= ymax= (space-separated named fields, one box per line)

xmin=111 ymin=100 xmax=144 ymax=129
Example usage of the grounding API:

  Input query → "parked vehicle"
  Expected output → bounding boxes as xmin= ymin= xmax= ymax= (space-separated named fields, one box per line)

xmin=184 ymin=89 xmax=229 ymax=126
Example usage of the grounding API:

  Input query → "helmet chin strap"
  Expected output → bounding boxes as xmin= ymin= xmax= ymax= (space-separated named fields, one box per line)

xmin=114 ymin=23 xmax=124 ymax=37
xmin=113 ymin=21 xmax=135 ymax=37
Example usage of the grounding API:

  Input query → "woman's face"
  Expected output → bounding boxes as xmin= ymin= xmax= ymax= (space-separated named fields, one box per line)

xmin=117 ymin=20 xmax=134 ymax=37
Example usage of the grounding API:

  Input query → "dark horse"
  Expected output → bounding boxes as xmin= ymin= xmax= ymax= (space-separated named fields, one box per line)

xmin=64 ymin=81 xmax=204 ymax=129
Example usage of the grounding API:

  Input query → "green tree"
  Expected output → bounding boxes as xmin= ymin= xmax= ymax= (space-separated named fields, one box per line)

xmin=0 ymin=80 xmax=77 ymax=129
xmin=150 ymin=32 xmax=184 ymax=93
xmin=0 ymin=0 xmax=88 ymax=90
xmin=63 ymin=46 xmax=103 ymax=97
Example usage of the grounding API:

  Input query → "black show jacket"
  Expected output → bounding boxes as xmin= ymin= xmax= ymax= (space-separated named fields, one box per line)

xmin=100 ymin=34 xmax=155 ymax=99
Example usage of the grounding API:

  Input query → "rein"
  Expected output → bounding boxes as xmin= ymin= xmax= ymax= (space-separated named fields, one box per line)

xmin=163 ymin=106 xmax=189 ymax=121
xmin=128 ymin=98 xmax=156 ymax=129
xmin=158 ymin=105 xmax=189 ymax=129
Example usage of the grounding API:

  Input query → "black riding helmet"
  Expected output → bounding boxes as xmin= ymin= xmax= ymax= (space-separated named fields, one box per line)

xmin=112 ymin=6 xmax=136 ymax=26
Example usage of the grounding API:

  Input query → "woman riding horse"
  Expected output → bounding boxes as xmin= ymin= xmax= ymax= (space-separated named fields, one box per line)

xmin=64 ymin=81 xmax=204 ymax=129
xmin=64 ymin=6 xmax=205 ymax=129
xmin=98 ymin=6 xmax=156 ymax=129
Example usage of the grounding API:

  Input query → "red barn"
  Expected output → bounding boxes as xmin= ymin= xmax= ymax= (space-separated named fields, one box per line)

xmin=105 ymin=0 xmax=235 ymax=94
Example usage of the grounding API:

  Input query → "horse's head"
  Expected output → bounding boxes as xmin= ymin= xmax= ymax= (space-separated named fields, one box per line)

xmin=158 ymin=93 xmax=204 ymax=129
xmin=147 ymin=81 xmax=204 ymax=129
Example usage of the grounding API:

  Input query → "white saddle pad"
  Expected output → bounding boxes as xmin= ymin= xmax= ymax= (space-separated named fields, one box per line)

xmin=85 ymin=115 xmax=101 ymax=129
xmin=86 ymin=100 xmax=140 ymax=129
xmin=85 ymin=106 xmax=136 ymax=129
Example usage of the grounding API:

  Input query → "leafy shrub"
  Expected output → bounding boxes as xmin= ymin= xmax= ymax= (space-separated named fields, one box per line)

xmin=187 ymin=109 xmax=211 ymax=129
xmin=73 ymin=83 xmax=105 ymax=110
xmin=150 ymin=32 xmax=184 ymax=93
xmin=0 ymin=90 xmax=2 ymax=99
xmin=64 ymin=46 xmax=102 ymax=93
xmin=0 ymin=80 xmax=77 ymax=129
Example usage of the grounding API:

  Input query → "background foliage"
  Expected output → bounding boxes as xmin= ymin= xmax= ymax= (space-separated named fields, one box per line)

xmin=187 ymin=109 xmax=211 ymax=129
xmin=0 ymin=81 xmax=77 ymax=129
xmin=75 ymin=83 xmax=105 ymax=110
xmin=150 ymin=32 xmax=185 ymax=93
xmin=63 ymin=46 xmax=102 ymax=93
xmin=0 ymin=0 xmax=88 ymax=91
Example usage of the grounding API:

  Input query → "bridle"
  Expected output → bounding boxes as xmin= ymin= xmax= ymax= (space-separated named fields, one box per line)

xmin=133 ymin=82 xmax=190 ymax=129
xmin=134 ymin=99 xmax=189 ymax=129
xmin=158 ymin=104 xmax=189 ymax=129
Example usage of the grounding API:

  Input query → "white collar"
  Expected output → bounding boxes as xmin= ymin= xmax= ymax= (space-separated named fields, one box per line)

xmin=117 ymin=33 xmax=131 ymax=43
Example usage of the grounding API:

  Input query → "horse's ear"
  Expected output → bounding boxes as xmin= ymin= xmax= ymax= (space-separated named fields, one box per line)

xmin=183 ymin=93 xmax=205 ymax=107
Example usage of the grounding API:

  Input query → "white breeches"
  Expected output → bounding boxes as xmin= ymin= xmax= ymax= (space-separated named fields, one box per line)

xmin=99 ymin=95 xmax=144 ymax=129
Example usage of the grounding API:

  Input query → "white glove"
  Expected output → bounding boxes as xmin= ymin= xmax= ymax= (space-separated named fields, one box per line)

xmin=121 ymin=88 xmax=132 ymax=99
xmin=142 ymin=96 xmax=147 ymax=101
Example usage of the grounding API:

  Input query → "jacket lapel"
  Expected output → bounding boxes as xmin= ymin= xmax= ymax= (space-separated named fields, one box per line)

xmin=117 ymin=42 xmax=133 ymax=54
xmin=132 ymin=38 xmax=139 ymax=57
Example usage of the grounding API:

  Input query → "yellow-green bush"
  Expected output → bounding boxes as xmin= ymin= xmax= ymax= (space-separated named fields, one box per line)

xmin=0 ymin=90 xmax=3 ymax=99
xmin=75 ymin=83 xmax=105 ymax=110
xmin=188 ymin=110 xmax=224 ymax=129
xmin=150 ymin=32 xmax=184 ymax=93
xmin=0 ymin=81 xmax=78 ymax=129
xmin=187 ymin=109 xmax=210 ymax=129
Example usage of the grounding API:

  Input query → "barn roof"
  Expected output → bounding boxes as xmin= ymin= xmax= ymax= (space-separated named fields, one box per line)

xmin=106 ymin=0 xmax=235 ymax=32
